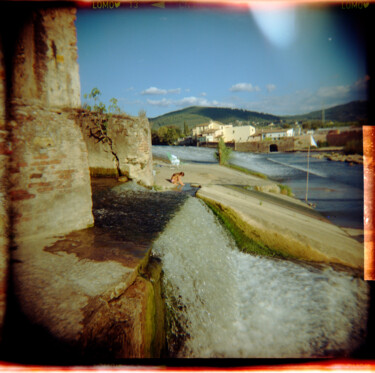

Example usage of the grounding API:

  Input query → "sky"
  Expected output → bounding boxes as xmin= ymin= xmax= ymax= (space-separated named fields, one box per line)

xmin=76 ymin=3 xmax=369 ymax=118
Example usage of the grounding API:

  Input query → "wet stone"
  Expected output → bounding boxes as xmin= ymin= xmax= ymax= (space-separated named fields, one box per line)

xmin=91 ymin=182 xmax=191 ymax=244
xmin=44 ymin=179 xmax=192 ymax=266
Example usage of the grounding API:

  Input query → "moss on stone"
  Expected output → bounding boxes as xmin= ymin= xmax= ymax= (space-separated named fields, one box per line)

xmin=223 ymin=164 xmax=269 ymax=180
xmin=141 ymin=257 xmax=166 ymax=357
xmin=202 ymin=198 xmax=294 ymax=259
xmin=89 ymin=167 xmax=119 ymax=178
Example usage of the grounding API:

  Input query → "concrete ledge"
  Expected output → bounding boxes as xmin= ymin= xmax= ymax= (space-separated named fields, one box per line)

xmin=153 ymin=160 xmax=281 ymax=192
xmin=5 ymin=228 xmax=164 ymax=362
xmin=197 ymin=184 xmax=364 ymax=269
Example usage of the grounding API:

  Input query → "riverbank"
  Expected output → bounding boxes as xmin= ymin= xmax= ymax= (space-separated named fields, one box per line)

xmin=153 ymin=159 xmax=364 ymax=268
xmin=311 ymin=152 xmax=363 ymax=164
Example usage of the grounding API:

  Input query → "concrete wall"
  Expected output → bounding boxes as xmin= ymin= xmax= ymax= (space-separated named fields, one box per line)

xmin=235 ymin=137 xmax=295 ymax=153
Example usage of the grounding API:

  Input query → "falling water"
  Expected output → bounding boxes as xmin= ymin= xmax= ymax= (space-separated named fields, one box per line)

xmin=152 ymin=197 xmax=369 ymax=358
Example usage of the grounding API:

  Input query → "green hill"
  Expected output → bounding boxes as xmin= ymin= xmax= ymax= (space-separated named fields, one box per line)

xmin=149 ymin=101 xmax=368 ymax=131
xmin=149 ymin=106 xmax=280 ymax=130
xmin=284 ymin=100 xmax=368 ymax=123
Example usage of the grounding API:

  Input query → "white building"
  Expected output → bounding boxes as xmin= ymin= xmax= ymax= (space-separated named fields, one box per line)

xmin=193 ymin=121 xmax=256 ymax=143
xmin=223 ymin=125 xmax=256 ymax=143
xmin=259 ymin=128 xmax=294 ymax=141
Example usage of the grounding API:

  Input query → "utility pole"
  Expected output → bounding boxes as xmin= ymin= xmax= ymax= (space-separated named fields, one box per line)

xmin=305 ymin=142 xmax=310 ymax=203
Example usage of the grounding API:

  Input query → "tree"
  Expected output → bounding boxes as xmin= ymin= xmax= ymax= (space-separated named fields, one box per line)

xmin=155 ymin=126 xmax=181 ymax=145
xmin=183 ymin=121 xmax=189 ymax=136
xmin=215 ymin=138 xmax=232 ymax=165
xmin=83 ymin=87 xmax=106 ymax=113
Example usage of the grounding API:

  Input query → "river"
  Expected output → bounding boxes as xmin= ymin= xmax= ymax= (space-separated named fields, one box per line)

xmin=152 ymin=145 xmax=364 ymax=229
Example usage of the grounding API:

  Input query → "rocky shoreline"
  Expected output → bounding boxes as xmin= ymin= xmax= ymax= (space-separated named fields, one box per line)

xmin=311 ymin=152 xmax=363 ymax=164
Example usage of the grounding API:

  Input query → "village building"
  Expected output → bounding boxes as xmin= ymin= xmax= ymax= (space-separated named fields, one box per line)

xmin=193 ymin=120 xmax=255 ymax=143
xmin=223 ymin=125 xmax=256 ymax=143
xmin=257 ymin=128 xmax=294 ymax=141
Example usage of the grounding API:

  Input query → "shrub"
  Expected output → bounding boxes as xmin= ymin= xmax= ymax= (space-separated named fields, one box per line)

xmin=215 ymin=138 xmax=232 ymax=165
xmin=344 ymin=139 xmax=363 ymax=155
xmin=317 ymin=140 xmax=329 ymax=148
xmin=278 ymin=184 xmax=294 ymax=197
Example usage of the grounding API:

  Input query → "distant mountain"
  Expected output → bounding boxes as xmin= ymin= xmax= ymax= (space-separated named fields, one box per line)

xmin=284 ymin=100 xmax=368 ymax=123
xmin=149 ymin=101 xmax=368 ymax=131
xmin=149 ymin=106 xmax=280 ymax=130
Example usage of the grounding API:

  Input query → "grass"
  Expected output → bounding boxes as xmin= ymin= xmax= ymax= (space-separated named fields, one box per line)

xmin=223 ymin=164 xmax=269 ymax=180
xmin=203 ymin=199 xmax=292 ymax=259
xmin=277 ymin=184 xmax=294 ymax=197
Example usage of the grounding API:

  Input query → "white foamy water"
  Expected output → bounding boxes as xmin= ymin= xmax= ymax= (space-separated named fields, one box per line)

xmin=152 ymin=197 xmax=369 ymax=358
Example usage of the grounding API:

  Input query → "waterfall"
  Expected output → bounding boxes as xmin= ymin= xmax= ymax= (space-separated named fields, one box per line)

xmin=152 ymin=197 xmax=369 ymax=358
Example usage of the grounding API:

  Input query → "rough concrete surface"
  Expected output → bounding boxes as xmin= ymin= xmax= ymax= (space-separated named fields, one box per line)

xmin=8 ymin=228 xmax=161 ymax=361
xmin=153 ymin=159 xmax=280 ymax=192
xmin=197 ymin=184 xmax=364 ymax=269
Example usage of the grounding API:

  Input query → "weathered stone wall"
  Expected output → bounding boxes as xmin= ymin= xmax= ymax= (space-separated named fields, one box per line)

xmin=76 ymin=110 xmax=154 ymax=187
xmin=235 ymin=137 xmax=295 ymax=153
xmin=81 ymin=258 xmax=166 ymax=360
xmin=0 ymin=4 xmax=93 ymax=347
xmin=9 ymin=106 xmax=93 ymax=239
xmin=0 ymin=33 xmax=9 ymax=340
xmin=7 ymin=6 xmax=93 ymax=241
xmin=327 ymin=129 xmax=362 ymax=146
xmin=0 ymin=4 xmax=159 ymax=359
xmin=11 ymin=7 xmax=81 ymax=109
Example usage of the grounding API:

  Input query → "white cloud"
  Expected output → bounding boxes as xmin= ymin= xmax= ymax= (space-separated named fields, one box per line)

xmin=317 ymin=85 xmax=350 ymax=99
xmin=147 ymin=98 xmax=172 ymax=107
xmin=176 ymin=96 xmax=210 ymax=106
xmin=230 ymin=83 xmax=260 ymax=92
xmin=145 ymin=96 xmax=234 ymax=109
xmin=316 ymin=76 xmax=369 ymax=103
xmin=243 ymin=76 xmax=369 ymax=115
xmin=141 ymin=87 xmax=167 ymax=95
xmin=141 ymin=86 xmax=181 ymax=95
xmin=167 ymin=88 xmax=181 ymax=94
xmin=266 ymin=84 xmax=276 ymax=93
xmin=145 ymin=76 xmax=369 ymax=115
xmin=201 ymin=92 xmax=207 ymax=96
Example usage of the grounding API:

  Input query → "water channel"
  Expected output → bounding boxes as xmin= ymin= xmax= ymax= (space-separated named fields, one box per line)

xmin=90 ymin=154 xmax=369 ymax=358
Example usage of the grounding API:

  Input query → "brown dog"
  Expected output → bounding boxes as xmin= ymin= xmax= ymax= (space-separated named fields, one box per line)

xmin=170 ymin=172 xmax=185 ymax=186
